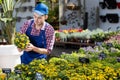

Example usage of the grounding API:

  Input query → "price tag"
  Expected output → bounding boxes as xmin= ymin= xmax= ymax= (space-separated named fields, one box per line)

xmin=79 ymin=57 xmax=89 ymax=64
xmin=35 ymin=72 xmax=43 ymax=80
xmin=14 ymin=69 xmax=22 ymax=74
xmin=106 ymin=43 xmax=113 ymax=47
xmin=2 ymin=68 xmax=11 ymax=74
xmin=95 ymin=42 xmax=103 ymax=46
xmin=117 ymin=57 xmax=120 ymax=62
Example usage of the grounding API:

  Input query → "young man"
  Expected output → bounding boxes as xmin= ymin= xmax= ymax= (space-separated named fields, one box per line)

xmin=19 ymin=3 xmax=55 ymax=64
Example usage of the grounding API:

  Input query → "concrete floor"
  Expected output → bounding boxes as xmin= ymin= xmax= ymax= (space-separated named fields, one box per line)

xmin=47 ymin=42 xmax=94 ymax=59
xmin=50 ymin=46 xmax=79 ymax=57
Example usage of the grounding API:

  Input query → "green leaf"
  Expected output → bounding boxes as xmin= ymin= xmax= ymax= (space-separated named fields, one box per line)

xmin=0 ymin=18 xmax=13 ymax=23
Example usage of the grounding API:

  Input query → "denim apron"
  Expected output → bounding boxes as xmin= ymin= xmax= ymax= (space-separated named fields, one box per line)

xmin=21 ymin=20 xmax=47 ymax=64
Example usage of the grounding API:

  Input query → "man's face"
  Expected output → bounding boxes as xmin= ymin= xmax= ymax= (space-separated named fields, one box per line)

xmin=33 ymin=12 xmax=46 ymax=26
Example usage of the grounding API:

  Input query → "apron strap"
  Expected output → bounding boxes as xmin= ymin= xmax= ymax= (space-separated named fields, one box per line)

xmin=29 ymin=20 xmax=34 ymax=27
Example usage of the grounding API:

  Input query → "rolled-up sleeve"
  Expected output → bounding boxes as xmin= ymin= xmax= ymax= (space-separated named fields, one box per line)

xmin=45 ymin=25 xmax=55 ymax=54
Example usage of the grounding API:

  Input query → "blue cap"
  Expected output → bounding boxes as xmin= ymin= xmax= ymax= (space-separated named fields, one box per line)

xmin=34 ymin=3 xmax=48 ymax=16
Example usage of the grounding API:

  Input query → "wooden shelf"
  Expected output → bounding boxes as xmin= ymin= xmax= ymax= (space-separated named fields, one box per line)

xmin=54 ymin=41 xmax=95 ymax=49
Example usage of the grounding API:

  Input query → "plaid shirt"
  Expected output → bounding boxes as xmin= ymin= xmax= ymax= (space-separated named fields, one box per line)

xmin=20 ymin=19 xmax=55 ymax=53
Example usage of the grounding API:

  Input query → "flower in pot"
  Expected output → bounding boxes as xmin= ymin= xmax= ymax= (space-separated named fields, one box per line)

xmin=14 ymin=32 xmax=30 ymax=50
xmin=0 ymin=0 xmax=23 ymax=44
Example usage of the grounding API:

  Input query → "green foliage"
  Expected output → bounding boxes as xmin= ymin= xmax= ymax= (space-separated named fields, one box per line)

xmin=0 ymin=0 xmax=23 ymax=44
xmin=60 ymin=53 xmax=79 ymax=63
xmin=38 ymin=0 xmax=49 ymax=6
xmin=55 ymin=32 xmax=60 ymax=38
xmin=14 ymin=32 xmax=30 ymax=49
xmin=2 ymin=35 xmax=120 ymax=79
xmin=55 ymin=28 xmax=119 ymax=42
xmin=78 ymin=48 xmax=85 ymax=54
xmin=47 ymin=5 xmax=59 ymax=23
xmin=38 ymin=0 xmax=59 ymax=24
xmin=4 ymin=50 xmax=120 ymax=79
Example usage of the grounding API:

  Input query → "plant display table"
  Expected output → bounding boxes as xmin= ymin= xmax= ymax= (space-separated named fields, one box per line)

xmin=55 ymin=41 xmax=95 ymax=48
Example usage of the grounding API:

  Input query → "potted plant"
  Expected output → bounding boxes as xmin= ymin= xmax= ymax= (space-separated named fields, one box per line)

xmin=0 ymin=0 xmax=24 ymax=70
xmin=0 ymin=0 xmax=23 ymax=44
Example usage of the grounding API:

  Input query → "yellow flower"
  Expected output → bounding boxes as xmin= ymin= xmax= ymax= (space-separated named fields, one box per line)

xmin=14 ymin=32 xmax=30 ymax=49
xmin=0 ymin=73 xmax=6 ymax=80
xmin=39 ymin=64 xmax=45 ymax=69
xmin=28 ymin=72 xmax=32 ymax=75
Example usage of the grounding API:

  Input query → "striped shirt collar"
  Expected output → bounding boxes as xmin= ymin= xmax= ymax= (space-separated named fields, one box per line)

xmin=31 ymin=19 xmax=46 ymax=30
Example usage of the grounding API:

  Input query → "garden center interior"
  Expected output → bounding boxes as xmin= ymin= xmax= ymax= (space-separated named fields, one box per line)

xmin=0 ymin=0 xmax=120 ymax=79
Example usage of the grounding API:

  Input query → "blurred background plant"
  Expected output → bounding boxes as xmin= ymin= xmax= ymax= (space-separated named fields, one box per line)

xmin=38 ymin=0 xmax=59 ymax=30
xmin=0 ymin=0 xmax=23 ymax=44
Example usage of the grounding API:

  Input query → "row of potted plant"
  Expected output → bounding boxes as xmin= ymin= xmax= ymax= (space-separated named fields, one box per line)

xmin=55 ymin=28 xmax=119 ymax=43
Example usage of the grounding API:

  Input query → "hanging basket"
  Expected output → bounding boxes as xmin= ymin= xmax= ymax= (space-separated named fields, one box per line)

xmin=66 ymin=2 xmax=76 ymax=10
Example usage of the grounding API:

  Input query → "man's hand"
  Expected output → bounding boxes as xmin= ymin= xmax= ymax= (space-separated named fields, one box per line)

xmin=24 ymin=43 xmax=35 ymax=52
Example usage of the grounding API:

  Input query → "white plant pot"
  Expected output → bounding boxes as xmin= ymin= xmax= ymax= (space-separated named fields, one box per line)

xmin=0 ymin=45 xmax=22 ymax=70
